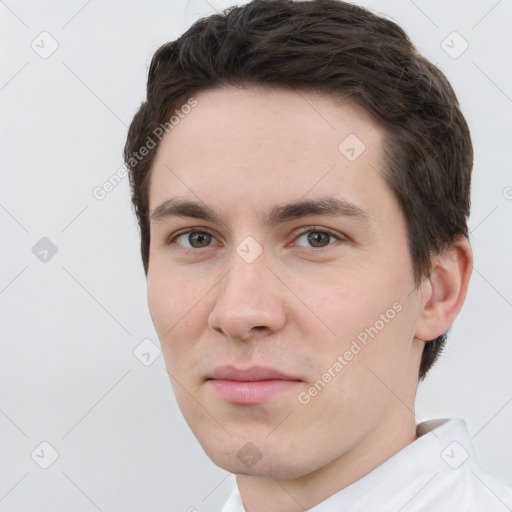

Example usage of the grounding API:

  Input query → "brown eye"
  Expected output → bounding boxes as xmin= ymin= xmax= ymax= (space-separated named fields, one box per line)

xmin=186 ymin=232 xmax=212 ymax=248
xmin=295 ymin=229 xmax=340 ymax=248
xmin=171 ymin=230 xmax=215 ymax=249
xmin=307 ymin=231 xmax=331 ymax=247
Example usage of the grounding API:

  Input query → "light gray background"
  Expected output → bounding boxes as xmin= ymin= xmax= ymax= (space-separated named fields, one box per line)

xmin=1 ymin=0 xmax=511 ymax=510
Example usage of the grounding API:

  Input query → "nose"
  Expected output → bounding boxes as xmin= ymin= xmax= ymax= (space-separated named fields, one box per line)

xmin=208 ymin=253 xmax=287 ymax=342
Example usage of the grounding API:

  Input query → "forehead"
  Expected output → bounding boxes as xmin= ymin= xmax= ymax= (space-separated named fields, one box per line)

xmin=148 ymin=86 xmax=389 ymax=217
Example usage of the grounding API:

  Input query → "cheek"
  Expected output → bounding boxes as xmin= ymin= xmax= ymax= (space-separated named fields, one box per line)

xmin=302 ymin=306 xmax=416 ymax=432
xmin=147 ymin=268 xmax=206 ymax=343
xmin=297 ymin=268 xmax=416 ymax=376
xmin=147 ymin=276 xmax=208 ymax=382
xmin=304 ymin=274 xmax=393 ymax=339
xmin=147 ymin=274 xmax=174 ymax=336
xmin=337 ymin=301 xmax=420 ymax=409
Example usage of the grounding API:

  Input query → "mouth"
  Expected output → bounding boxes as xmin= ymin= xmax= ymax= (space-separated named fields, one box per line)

xmin=206 ymin=365 xmax=302 ymax=404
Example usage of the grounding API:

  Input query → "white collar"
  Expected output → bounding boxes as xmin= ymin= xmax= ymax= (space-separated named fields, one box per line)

xmin=221 ymin=418 xmax=512 ymax=511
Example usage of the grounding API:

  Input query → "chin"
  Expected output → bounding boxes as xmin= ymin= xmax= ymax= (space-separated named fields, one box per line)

xmin=203 ymin=441 xmax=321 ymax=480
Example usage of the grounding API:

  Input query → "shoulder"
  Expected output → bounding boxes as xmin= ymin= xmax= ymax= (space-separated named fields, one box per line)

xmin=408 ymin=464 xmax=512 ymax=512
xmin=404 ymin=418 xmax=512 ymax=512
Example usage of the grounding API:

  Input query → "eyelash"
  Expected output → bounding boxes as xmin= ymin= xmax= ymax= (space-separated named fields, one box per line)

xmin=165 ymin=226 xmax=344 ymax=252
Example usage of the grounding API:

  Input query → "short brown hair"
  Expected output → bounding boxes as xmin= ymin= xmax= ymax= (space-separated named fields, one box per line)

xmin=124 ymin=0 xmax=472 ymax=379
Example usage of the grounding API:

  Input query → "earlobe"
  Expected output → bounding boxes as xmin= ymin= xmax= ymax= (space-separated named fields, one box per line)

xmin=414 ymin=236 xmax=473 ymax=342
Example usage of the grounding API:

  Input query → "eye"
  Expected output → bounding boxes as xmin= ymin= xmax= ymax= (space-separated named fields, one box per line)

xmin=170 ymin=230 xmax=217 ymax=249
xmin=294 ymin=228 xmax=342 ymax=248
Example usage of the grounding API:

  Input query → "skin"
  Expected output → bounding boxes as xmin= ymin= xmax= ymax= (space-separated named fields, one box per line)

xmin=146 ymin=86 xmax=472 ymax=512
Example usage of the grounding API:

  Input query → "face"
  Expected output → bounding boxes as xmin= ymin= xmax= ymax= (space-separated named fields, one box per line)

xmin=147 ymin=86 xmax=426 ymax=480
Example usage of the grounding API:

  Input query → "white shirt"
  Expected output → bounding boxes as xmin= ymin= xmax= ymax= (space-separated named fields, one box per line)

xmin=221 ymin=418 xmax=512 ymax=511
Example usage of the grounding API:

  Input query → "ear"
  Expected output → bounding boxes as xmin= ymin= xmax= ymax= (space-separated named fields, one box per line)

xmin=414 ymin=236 xmax=473 ymax=342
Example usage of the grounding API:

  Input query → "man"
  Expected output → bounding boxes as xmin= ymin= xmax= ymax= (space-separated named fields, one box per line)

xmin=123 ymin=0 xmax=512 ymax=510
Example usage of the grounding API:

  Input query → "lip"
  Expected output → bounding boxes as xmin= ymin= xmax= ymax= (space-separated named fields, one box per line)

xmin=206 ymin=365 xmax=302 ymax=404
xmin=208 ymin=365 xmax=298 ymax=381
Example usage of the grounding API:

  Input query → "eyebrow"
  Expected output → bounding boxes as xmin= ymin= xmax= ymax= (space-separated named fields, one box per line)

xmin=150 ymin=196 xmax=371 ymax=226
